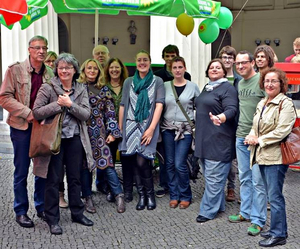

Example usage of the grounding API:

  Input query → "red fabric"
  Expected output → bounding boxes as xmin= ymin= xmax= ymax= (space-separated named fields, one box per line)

xmin=285 ymin=54 xmax=295 ymax=63
xmin=0 ymin=0 xmax=27 ymax=26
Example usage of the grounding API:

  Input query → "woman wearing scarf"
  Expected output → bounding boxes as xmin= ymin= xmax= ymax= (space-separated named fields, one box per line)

xmin=195 ymin=58 xmax=238 ymax=223
xmin=119 ymin=50 xmax=165 ymax=211
xmin=161 ymin=56 xmax=200 ymax=209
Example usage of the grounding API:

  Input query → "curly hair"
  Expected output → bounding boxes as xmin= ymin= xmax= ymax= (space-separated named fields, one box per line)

xmin=254 ymin=45 xmax=276 ymax=68
xmin=78 ymin=58 xmax=105 ymax=89
xmin=259 ymin=67 xmax=288 ymax=94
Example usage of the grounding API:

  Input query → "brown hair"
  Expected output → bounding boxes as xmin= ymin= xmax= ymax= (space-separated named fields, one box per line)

xmin=170 ymin=56 xmax=186 ymax=68
xmin=254 ymin=45 xmax=276 ymax=68
xmin=219 ymin=46 xmax=237 ymax=60
xmin=104 ymin=58 xmax=129 ymax=86
xmin=259 ymin=67 xmax=288 ymax=93
xmin=205 ymin=58 xmax=227 ymax=78
xmin=293 ymin=37 xmax=300 ymax=47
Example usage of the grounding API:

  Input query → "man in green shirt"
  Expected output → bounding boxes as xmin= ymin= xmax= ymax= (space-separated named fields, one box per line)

xmin=228 ymin=51 xmax=267 ymax=237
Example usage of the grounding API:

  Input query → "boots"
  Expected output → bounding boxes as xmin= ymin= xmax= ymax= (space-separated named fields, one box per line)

xmin=135 ymin=175 xmax=146 ymax=210
xmin=59 ymin=192 xmax=68 ymax=208
xmin=143 ymin=176 xmax=156 ymax=210
xmin=84 ymin=195 xmax=96 ymax=213
xmin=115 ymin=193 xmax=126 ymax=213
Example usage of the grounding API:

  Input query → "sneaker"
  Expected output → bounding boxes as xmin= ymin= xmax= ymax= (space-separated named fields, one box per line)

xmin=228 ymin=214 xmax=250 ymax=223
xmin=247 ymin=223 xmax=262 ymax=236
xmin=155 ymin=189 xmax=168 ymax=198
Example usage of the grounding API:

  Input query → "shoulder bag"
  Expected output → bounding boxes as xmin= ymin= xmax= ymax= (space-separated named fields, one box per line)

xmin=279 ymin=98 xmax=300 ymax=165
xmin=170 ymin=81 xmax=200 ymax=181
xmin=29 ymin=83 xmax=66 ymax=158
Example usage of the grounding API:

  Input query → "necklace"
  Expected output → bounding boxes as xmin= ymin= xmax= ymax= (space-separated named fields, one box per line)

xmin=111 ymin=83 xmax=120 ymax=88
xmin=61 ymin=86 xmax=73 ymax=92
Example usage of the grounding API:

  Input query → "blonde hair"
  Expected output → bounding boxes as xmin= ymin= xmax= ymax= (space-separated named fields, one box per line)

xmin=293 ymin=37 xmax=300 ymax=47
xmin=78 ymin=59 xmax=105 ymax=89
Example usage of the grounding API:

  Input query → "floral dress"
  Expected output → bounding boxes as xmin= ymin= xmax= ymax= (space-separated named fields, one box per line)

xmin=87 ymin=85 xmax=120 ymax=169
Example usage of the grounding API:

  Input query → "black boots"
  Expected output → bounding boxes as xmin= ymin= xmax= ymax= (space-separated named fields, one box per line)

xmin=135 ymin=175 xmax=146 ymax=210
xmin=144 ymin=176 xmax=156 ymax=210
xmin=135 ymin=174 xmax=156 ymax=211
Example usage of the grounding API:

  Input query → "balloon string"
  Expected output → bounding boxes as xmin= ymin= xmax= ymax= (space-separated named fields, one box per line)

xmin=214 ymin=0 xmax=250 ymax=58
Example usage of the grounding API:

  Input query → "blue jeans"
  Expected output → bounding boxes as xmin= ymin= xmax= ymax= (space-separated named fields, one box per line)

xmin=236 ymin=137 xmax=266 ymax=227
xmin=105 ymin=167 xmax=123 ymax=196
xmin=260 ymin=164 xmax=288 ymax=237
xmin=199 ymin=159 xmax=231 ymax=219
xmin=162 ymin=130 xmax=192 ymax=201
xmin=81 ymin=168 xmax=93 ymax=198
xmin=10 ymin=126 xmax=45 ymax=215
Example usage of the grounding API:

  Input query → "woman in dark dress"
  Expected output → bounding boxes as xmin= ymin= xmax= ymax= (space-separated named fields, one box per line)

xmin=195 ymin=58 xmax=238 ymax=223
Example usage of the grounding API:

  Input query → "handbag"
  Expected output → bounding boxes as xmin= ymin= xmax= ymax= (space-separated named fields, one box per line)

xmin=29 ymin=82 xmax=65 ymax=158
xmin=279 ymin=99 xmax=300 ymax=165
xmin=29 ymin=113 xmax=64 ymax=158
xmin=170 ymin=81 xmax=200 ymax=181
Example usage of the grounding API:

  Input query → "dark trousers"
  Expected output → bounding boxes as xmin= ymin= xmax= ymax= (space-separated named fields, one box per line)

xmin=45 ymin=136 xmax=84 ymax=225
xmin=10 ymin=125 xmax=45 ymax=215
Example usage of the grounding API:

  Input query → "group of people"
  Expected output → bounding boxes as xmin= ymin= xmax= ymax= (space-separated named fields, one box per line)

xmin=0 ymin=35 xmax=298 ymax=248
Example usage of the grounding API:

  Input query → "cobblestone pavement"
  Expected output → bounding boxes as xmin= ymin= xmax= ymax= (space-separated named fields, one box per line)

xmin=0 ymin=153 xmax=299 ymax=249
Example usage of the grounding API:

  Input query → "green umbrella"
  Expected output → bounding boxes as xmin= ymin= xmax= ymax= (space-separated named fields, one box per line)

xmin=1 ymin=0 xmax=221 ymax=30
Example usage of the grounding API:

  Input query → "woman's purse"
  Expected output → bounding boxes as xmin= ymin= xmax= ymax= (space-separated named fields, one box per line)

xmin=279 ymin=99 xmax=300 ymax=165
xmin=29 ymin=82 xmax=65 ymax=158
xmin=29 ymin=112 xmax=64 ymax=158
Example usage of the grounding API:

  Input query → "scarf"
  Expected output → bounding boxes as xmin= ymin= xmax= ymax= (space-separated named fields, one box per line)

xmin=133 ymin=69 xmax=154 ymax=122
xmin=205 ymin=78 xmax=228 ymax=91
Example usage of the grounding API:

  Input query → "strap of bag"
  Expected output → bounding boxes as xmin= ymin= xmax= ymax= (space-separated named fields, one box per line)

xmin=170 ymin=80 xmax=195 ymax=129
xmin=278 ymin=97 xmax=297 ymax=121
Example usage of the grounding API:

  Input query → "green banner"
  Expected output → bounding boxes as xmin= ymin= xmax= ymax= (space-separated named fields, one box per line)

xmin=19 ymin=6 xmax=48 ymax=29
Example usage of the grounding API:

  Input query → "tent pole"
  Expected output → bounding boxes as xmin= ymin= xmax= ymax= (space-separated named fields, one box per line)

xmin=95 ymin=9 xmax=99 ymax=46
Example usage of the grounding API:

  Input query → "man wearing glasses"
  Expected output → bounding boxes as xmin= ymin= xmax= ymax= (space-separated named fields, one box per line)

xmin=219 ymin=46 xmax=241 ymax=203
xmin=228 ymin=51 xmax=266 ymax=237
xmin=0 ymin=36 xmax=53 ymax=228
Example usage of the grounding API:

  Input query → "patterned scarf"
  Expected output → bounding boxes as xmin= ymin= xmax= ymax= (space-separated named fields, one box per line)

xmin=133 ymin=69 xmax=153 ymax=122
xmin=205 ymin=78 xmax=228 ymax=91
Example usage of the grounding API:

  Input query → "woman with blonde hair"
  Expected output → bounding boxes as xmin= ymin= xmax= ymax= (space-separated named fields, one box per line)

xmin=78 ymin=59 xmax=125 ymax=214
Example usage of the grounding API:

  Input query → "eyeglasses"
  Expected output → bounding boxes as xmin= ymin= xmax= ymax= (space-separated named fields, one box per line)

xmin=263 ymin=80 xmax=280 ymax=85
xmin=58 ymin=66 xmax=74 ymax=71
xmin=221 ymin=56 xmax=234 ymax=61
xmin=29 ymin=46 xmax=48 ymax=51
xmin=235 ymin=61 xmax=251 ymax=66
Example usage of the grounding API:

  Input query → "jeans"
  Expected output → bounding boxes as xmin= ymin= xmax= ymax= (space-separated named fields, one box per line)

xmin=236 ymin=137 xmax=267 ymax=227
xmin=162 ymin=130 xmax=192 ymax=202
xmin=10 ymin=126 xmax=45 ymax=215
xmin=227 ymin=159 xmax=237 ymax=190
xmin=104 ymin=166 xmax=123 ymax=196
xmin=260 ymin=164 xmax=288 ymax=237
xmin=199 ymin=159 xmax=231 ymax=219
xmin=81 ymin=168 xmax=93 ymax=198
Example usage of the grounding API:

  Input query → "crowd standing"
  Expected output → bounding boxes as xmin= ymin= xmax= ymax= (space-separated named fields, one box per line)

xmin=0 ymin=35 xmax=298 ymax=248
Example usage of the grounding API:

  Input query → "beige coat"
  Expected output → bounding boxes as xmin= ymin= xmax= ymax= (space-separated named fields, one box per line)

xmin=249 ymin=93 xmax=296 ymax=166
xmin=0 ymin=58 xmax=53 ymax=130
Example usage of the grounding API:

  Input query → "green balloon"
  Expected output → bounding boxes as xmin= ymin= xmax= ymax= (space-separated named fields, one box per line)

xmin=198 ymin=19 xmax=220 ymax=44
xmin=217 ymin=7 xmax=233 ymax=29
